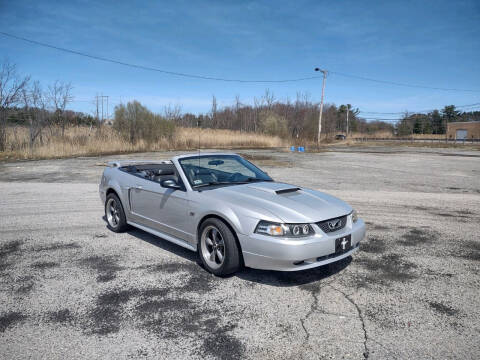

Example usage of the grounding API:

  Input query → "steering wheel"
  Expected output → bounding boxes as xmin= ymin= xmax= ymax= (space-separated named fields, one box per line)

xmin=227 ymin=172 xmax=245 ymax=182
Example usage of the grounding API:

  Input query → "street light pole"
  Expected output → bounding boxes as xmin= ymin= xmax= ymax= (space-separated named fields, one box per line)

xmin=315 ymin=68 xmax=328 ymax=145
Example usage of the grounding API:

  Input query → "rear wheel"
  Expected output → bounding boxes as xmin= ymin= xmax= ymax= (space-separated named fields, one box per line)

xmin=199 ymin=218 xmax=241 ymax=276
xmin=105 ymin=193 xmax=128 ymax=232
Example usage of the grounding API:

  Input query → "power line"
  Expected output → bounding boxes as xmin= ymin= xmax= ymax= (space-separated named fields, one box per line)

xmin=0 ymin=31 xmax=320 ymax=83
xmin=330 ymin=71 xmax=480 ymax=93
xmin=359 ymin=102 xmax=480 ymax=115
xmin=1 ymin=31 xmax=480 ymax=92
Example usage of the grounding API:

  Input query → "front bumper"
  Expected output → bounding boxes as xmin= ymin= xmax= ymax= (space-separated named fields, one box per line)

xmin=239 ymin=218 xmax=366 ymax=271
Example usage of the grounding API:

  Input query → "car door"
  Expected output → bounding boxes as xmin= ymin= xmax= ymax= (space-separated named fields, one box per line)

xmin=129 ymin=175 xmax=192 ymax=243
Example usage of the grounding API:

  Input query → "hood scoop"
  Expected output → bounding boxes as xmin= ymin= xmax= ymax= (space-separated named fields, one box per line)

xmin=275 ymin=187 xmax=301 ymax=194
xmin=247 ymin=183 xmax=301 ymax=195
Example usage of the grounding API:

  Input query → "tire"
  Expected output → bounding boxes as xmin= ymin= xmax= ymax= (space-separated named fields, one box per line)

xmin=105 ymin=193 xmax=128 ymax=233
xmin=198 ymin=218 xmax=241 ymax=276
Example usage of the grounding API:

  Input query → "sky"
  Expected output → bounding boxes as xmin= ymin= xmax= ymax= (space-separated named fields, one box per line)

xmin=1 ymin=0 xmax=479 ymax=121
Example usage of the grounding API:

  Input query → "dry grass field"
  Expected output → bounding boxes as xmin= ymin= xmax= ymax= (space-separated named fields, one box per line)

xmin=1 ymin=126 xmax=285 ymax=161
xmin=350 ymin=131 xmax=446 ymax=139
xmin=2 ymin=126 xmax=476 ymax=162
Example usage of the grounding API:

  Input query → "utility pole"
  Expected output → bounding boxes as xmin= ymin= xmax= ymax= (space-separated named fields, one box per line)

xmin=314 ymin=68 xmax=328 ymax=144
xmin=95 ymin=94 xmax=99 ymax=123
xmin=346 ymin=105 xmax=349 ymax=137
xmin=94 ymin=94 xmax=109 ymax=123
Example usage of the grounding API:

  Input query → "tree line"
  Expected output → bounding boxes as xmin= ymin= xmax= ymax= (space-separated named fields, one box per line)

xmin=175 ymin=91 xmax=394 ymax=142
xmin=396 ymin=105 xmax=480 ymax=136
xmin=2 ymin=59 xmax=479 ymax=152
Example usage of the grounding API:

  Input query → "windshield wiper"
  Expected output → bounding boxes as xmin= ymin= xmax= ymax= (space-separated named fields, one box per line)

xmin=193 ymin=177 xmax=272 ymax=189
xmin=193 ymin=181 xmax=233 ymax=188
xmin=229 ymin=177 xmax=273 ymax=184
xmin=245 ymin=177 xmax=272 ymax=182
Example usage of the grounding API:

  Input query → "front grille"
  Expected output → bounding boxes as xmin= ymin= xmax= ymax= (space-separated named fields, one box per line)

xmin=316 ymin=215 xmax=348 ymax=233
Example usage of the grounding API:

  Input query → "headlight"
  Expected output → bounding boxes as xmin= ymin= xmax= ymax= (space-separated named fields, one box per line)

xmin=352 ymin=210 xmax=358 ymax=223
xmin=255 ymin=221 xmax=313 ymax=237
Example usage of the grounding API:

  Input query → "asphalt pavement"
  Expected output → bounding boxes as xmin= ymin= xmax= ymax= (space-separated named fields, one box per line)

xmin=1 ymin=146 xmax=479 ymax=359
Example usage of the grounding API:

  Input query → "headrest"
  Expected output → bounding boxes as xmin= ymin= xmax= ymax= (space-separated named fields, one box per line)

xmin=157 ymin=168 xmax=175 ymax=176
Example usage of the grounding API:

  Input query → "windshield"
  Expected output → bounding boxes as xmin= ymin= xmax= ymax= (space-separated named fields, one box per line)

xmin=179 ymin=154 xmax=273 ymax=189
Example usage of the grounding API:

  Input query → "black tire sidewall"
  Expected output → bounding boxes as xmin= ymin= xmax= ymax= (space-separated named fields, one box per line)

xmin=105 ymin=193 xmax=128 ymax=232
xmin=199 ymin=218 xmax=240 ymax=276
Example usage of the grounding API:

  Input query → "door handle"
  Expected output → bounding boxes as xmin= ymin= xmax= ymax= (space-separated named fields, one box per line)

xmin=136 ymin=185 xmax=143 ymax=190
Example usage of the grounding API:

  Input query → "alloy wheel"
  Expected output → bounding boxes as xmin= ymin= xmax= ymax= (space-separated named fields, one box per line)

xmin=200 ymin=225 xmax=225 ymax=270
xmin=106 ymin=198 xmax=120 ymax=228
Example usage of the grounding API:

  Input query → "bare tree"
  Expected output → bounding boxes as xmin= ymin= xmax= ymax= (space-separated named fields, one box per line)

xmin=163 ymin=104 xmax=182 ymax=122
xmin=211 ymin=95 xmax=218 ymax=128
xmin=48 ymin=80 xmax=73 ymax=138
xmin=234 ymin=95 xmax=242 ymax=131
xmin=22 ymin=81 xmax=49 ymax=150
xmin=262 ymin=89 xmax=275 ymax=109
xmin=0 ymin=60 xmax=30 ymax=151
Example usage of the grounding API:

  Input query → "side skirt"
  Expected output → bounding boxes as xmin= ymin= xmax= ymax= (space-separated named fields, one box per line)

xmin=127 ymin=221 xmax=197 ymax=252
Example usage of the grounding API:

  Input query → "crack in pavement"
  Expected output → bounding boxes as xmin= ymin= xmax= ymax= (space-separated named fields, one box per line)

xmin=299 ymin=279 xmax=338 ymax=342
xmin=299 ymin=284 xmax=320 ymax=346
xmin=300 ymin=290 xmax=318 ymax=342
xmin=329 ymin=285 xmax=370 ymax=359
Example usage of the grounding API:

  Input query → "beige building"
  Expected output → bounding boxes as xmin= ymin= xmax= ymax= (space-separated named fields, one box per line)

xmin=447 ymin=121 xmax=480 ymax=140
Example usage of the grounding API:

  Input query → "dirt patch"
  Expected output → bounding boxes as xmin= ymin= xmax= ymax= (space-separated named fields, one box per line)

xmin=365 ymin=222 xmax=390 ymax=231
xmin=0 ymin=240 xmax=23 ymax=257
xmin=373 ymin=224 xmax=390 ymax=231
xmin=15 ymin=276 xmax=35 ymax=294
xmin=457 ymin=209 xmax=475 ymax=216
xmin=151 ymin=261 xmax=215 ymax=293
xmin=399 ymin=228 xmax=436 ymax=247
xmin=358 ymin=253 xmax=418 ymax=283
xmin=0 ymin=240 xmax=24 ymax=272
xmin=88 ymin=302 xmax=121 ymax=335
xmin=135 ymin=298 xmax=195 ymax=337
xmin=435 ymin=211 xmax=472 ymax=219
xmin=81 ymin=281 xmax=244 ymax=358
xmin=361 ymin=237 xmax=386 ymax=254
xmin=454 ymin=241 xmax=480 ymax=261
xmin=200 ymin=322 xmax=245 ymax=360
xmin=31 ymin=261 xmax=59 ymax=269
xmin=364 ymin=304 xmax=401 ymax=329
xmin=428 ymin=301 xmax=459 ymax=316
xmin=34 ymin=242 xmax=81 ymax=252
xmin=46 ymin=309 xmax=75 ymax=325
xmin=87 ymin=288 xmax=143 ymax=335
xmin=97 ymin=289 xmax=142 ymax=307
xmin=413 ymin=206 xmax=429 ymax=211
xmin=79 ymin=255 xmax=123 ymax=283
xmin=0 ymin=311 xmax=27 ymax=332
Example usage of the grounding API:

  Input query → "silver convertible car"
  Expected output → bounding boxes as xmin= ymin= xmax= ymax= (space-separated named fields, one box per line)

xmin=99 ymin=153 xmax=365 ymax=276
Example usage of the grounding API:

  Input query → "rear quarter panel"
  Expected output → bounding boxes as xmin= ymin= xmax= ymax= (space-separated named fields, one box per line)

xmin=101 ymin=167 xmax=133 ymax=218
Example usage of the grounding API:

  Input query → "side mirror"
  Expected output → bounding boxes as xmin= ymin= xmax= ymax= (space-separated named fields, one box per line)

xmin=161 ymin=179 xmax=181 ymax=190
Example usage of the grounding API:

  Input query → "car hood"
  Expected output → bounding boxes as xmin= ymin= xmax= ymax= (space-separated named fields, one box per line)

xmin=208 ymin=181 xmax=352 ymax=223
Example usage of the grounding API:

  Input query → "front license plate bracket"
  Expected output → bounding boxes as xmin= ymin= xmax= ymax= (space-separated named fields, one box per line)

xmin=335 ymin=234 xmax=352 ymax=254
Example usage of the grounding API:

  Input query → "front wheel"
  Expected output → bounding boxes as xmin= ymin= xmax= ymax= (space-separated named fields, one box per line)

xmin=105 ymin=193 xmax=128 ymax=232
xmin=199 ymin=218 xmax=241 ymax=276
